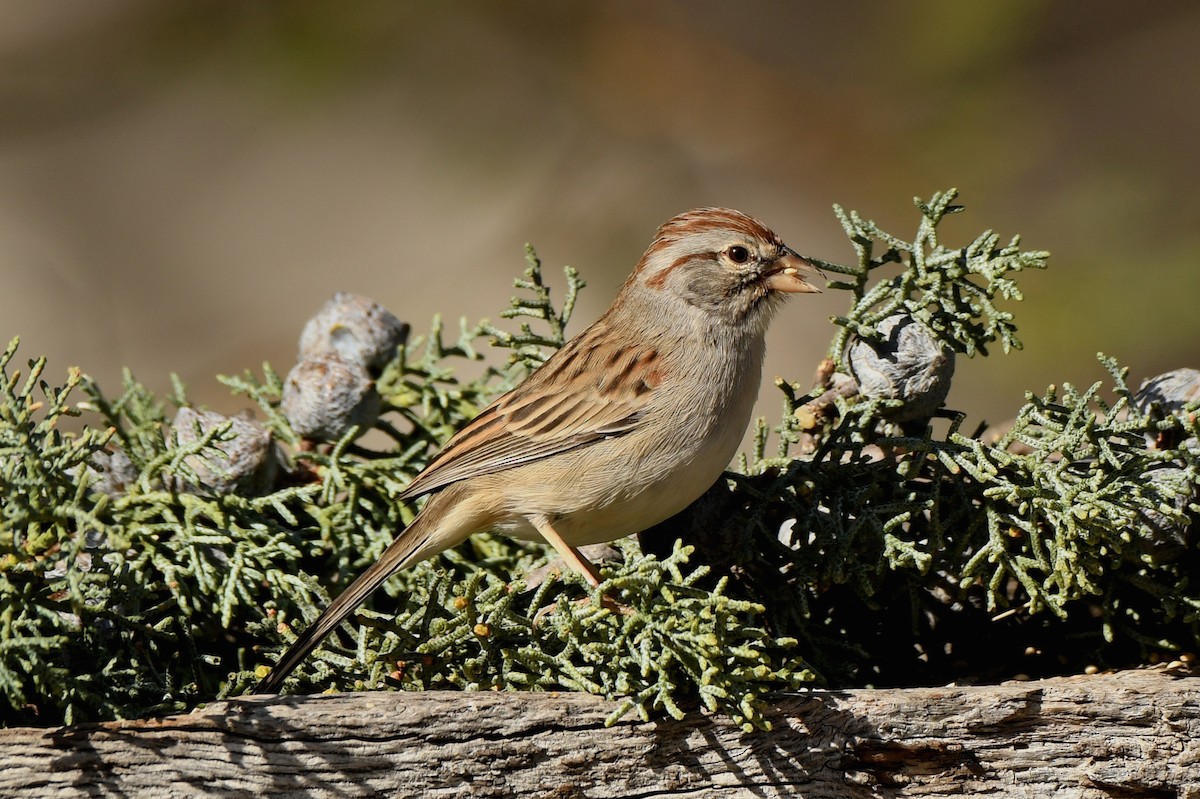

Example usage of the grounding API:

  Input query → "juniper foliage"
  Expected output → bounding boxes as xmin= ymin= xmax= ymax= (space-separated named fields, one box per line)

xmin=1 ymin=191 xmax=1196 ymax=731
xmin=656 ymin=190 xmax=1198 ymax=686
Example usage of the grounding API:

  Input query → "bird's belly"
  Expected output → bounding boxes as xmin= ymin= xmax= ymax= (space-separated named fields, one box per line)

xmin=496 ymin=478 xmax=708 ymax=546
xmin=491 ymin=413 xmax=746 ymax=547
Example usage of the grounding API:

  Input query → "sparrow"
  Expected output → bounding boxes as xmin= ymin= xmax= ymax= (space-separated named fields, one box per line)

xmin=254 ymin=207 xmax=821 ymax=693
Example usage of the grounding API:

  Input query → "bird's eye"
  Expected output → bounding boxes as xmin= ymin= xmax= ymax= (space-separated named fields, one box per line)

xmin=727 ymin=245 xmax=751 ymax=264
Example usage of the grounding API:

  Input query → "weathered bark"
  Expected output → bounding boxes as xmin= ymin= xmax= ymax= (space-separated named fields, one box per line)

xmin=2 ymin=669 xmax=1196 ymax=798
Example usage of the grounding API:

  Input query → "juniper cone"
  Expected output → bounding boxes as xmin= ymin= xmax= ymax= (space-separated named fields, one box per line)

xmin=254 ymin=208 xmax=823 ymax=693
xmin=282 ymin=355 xmax=382 ymax=442
xmin=298 ymin=292 xmax=410 ymax=371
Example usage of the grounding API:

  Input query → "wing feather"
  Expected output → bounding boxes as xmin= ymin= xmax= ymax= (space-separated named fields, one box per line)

xmin=398 ymin=322 xmax=664 ymax=501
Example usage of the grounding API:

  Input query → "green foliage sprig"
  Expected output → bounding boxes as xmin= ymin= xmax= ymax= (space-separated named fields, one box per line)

xmin=482 ymin=245 xmax=585 ymax=371
xmin=823 ymin=188 xmax=1049 ymax=363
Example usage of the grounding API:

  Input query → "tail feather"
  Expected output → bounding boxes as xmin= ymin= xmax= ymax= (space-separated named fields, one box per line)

xmin=252 ymin=511 xmax=436 ymax=694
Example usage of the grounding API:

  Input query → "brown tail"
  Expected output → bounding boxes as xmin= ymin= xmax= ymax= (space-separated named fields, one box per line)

xmin=252 ymin=510 xmax=438 ymax=694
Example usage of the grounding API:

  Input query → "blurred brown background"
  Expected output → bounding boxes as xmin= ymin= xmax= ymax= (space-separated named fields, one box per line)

xmin=2 ymin=1 xmax=1198 ymax=433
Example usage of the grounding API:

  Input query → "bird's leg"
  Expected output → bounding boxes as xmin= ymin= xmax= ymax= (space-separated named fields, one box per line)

xmin=529 ymin=515 xmax=602 ymax=587
xmin=528 ymin=515 xmax=632 ymax=619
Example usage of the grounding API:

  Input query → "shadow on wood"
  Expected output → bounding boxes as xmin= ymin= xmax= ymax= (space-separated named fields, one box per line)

xmin=1 ymin=669 xmax=1197 ymax=798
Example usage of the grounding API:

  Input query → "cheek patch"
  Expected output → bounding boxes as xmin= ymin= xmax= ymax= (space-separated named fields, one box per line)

xmin=645 ymin=254 xmax=698 ymax=289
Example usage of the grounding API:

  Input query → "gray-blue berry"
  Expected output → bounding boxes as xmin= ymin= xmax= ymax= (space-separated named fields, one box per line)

xmin=298 ymin=293 xmax=409 ymax=372
xmin=847 ymin=314 xmax=955 ymax=422
xmin=282 ymin=355 xmax=382 ymax=442
xmin=170 ymin=407 xmax=279 ymax=495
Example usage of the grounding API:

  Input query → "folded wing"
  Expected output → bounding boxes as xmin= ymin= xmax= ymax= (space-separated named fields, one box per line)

xmin=399 ymin=321 xmax=663 ymax=501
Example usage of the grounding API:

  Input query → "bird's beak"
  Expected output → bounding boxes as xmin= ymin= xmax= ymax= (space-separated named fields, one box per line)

xmin=763 ymin=249 xmax=824 ymax=294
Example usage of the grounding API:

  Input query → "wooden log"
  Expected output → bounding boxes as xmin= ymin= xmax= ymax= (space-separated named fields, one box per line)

xmin=2 ymin=668 xmax=1196 ymax=798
